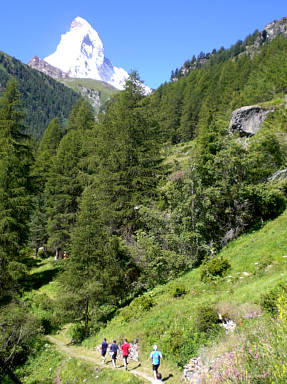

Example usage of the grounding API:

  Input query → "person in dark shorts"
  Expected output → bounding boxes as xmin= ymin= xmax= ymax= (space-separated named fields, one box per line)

xmin=101 ymin=338 xmax=108 ymax=364
xmin=110 ymin=340 xmax=119 ymax=368
xmin=121 ymin=339 xmax=131 ymax=370
xmin=150 ymin=345 xmax=163 ymax=379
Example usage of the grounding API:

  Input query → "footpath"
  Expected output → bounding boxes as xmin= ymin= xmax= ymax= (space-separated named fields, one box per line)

xmin=47 ymin=335 xmax=154 ymax=383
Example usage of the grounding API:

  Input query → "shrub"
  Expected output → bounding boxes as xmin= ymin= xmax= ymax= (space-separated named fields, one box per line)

xmin=68 ymin=323 xmax=86 ymax=343
xmin=254 ymin=254 xmax=273 ymax=276
xmin=160 ymin=320 xmax=207 ymax=367
xmin=27 ymin=293 xmax=60 ymax=334
xmin=169 ymin=284 xmax=188 ymax=298
xmin=259 ymin=283 xmax=287 ymax=316
xmin=194 ymin=305 xmax=219 ymax=334
xmin=200 ymin=256 xmax=231 ymax=282
xmin=7 ymin=261 xmax=28 ymax=283
xmin=120 ymin=294 xmax=154 ymax=322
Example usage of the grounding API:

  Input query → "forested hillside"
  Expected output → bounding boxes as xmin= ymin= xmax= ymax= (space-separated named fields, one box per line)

xmin=1 ymin=18 xmax=287 ymax=384
xmin=0 ymin=51 xmax=80 ymax=140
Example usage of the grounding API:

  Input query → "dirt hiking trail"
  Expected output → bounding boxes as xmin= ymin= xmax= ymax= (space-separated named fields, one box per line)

xmin=47 ymin=335 xmax=154 ymax=383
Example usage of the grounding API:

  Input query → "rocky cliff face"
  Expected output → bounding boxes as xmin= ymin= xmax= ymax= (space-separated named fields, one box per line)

xmin=229 ymin=105 xmax=273 ymax=137
xmin=77 ymin=85 xmax=101 ymax=109
xmin=255 ymin=16 xmax=287 ymax=45
xmin=28 ymin=56 xmax=69 ymax=79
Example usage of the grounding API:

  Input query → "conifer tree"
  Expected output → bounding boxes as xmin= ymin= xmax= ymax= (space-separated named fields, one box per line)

xmin=29 ymin=118 xmax=63 ymax=254
xmin=45 ymin=99 xmax=95 ymax=258
xmin=58 ymin=186 xmax=136 ymax=336
xmin=34 ymin=117 xmax=63 ymax=185
xmin=94 ymin=72 xmax=162 ymax=237
xmin=0 ymin=79 xmax=34 ymax=299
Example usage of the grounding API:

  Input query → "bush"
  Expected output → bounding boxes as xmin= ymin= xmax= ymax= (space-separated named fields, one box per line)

xmin=26 ymin=293 xmax=60 ymax=334
xmin=259 ymin=283 xmax=287 ymax=316
xmin=8 ymin=261 xmax=28 ymax=283
xmin=200 ymin=256 xmax=231 ymax=282
xmin=160 ymin=320 xmax=207 ymax=367
xmin=120 ymin=294 xmax=154 ymax=322
xmin=194 ymin=305 xmax=219 ymax=333
xmin=254 ymin=254 xmax=273 ymax=276
xmin=169 ymin=284 xmax=187 ymax=298
xmin=68 ymin=323 xmax=86 ymax=343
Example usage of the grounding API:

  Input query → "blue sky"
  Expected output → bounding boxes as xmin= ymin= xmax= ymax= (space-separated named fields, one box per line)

xmin=1 ymin=0 xmax=286 ymax=89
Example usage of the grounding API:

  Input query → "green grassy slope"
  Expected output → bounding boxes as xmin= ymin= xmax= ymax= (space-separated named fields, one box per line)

xmin=16 ymin=209 xmax=287 ymax=383
xmin=60 ymin=78 xmax=119 ymax=112
xmin=81 ymin=209 xmax=287 ymax=380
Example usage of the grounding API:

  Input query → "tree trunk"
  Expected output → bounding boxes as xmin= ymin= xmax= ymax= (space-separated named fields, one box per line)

xmin=84 ymin=296 xmax=89 ymax=338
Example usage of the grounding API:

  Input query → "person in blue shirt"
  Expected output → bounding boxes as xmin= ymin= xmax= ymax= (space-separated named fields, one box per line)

xmin=150 ymin=345 xmax=163 ymax=379
xmin=101 ymin=338 xmax=108 ymax=365
xmin=110 ymin=340 xmax=119 ymax=368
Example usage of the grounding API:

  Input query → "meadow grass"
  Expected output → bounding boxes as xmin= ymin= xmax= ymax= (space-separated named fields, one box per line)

xmin=82 ymin=210 xmax=287 ymax=380
xmin=19 ymin=209 xmax=287 ymax=382
xmin=59 ymin=358 xmax=146 ymax=384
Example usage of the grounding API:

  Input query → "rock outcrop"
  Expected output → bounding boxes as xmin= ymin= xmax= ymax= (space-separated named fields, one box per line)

xmin=28 ymin=56 xmax=69 ymax=79
xmin=78 ymin=85 xmax=101 ymax=109
xmin=229 ymin=105 xmax=273 ymax=137
xmin=255 ymin=16 xmax=287 ymax=46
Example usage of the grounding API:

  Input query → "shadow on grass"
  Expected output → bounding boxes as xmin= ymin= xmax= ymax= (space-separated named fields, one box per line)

xmin=128 ymin=363 xmax=141 ymax=371
xmin=20 ymin=256 xmax=43 ymax=269
xmin=163 ymin=373 xmax=173 ymax=382
xmin=23 ymin=267 xmax=60 ymax=291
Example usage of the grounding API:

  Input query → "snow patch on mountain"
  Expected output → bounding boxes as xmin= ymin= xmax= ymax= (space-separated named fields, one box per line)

xmin=44 ymin=17 xmax=129 ymax=90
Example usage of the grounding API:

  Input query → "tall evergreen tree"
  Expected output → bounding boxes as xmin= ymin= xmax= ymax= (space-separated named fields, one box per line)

xmin=45 ymin=99 xmax=95 ymax=258
xmin=35 ymin=117 xmax=63 ymax=185
xmin=0 ymin=79 xmax=34 ymax=299
xmin=58 ymin=186 xmax=137 ymax=335
xmin=29 ymin=118 xmax=63 ymax=254
xmin=94 ymin=72 xmax=162 ymax=238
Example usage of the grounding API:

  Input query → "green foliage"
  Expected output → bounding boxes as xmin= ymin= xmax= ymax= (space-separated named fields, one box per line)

xmin=94 ymin=71 xmax=162 ymax=236
xmin=57 ymin=186 xmax=138 ymax=336
xmin=119 ymin=294 xmax=154 ymax=322
xmin=204 ymin=314 xmax=287 ymax=383
xmin=16 ymin=343 xmax=62 ymax=384
xmin=26 ymin=292 xmax=60 ymax=334
xmin=152 ymin=35 xmax=287 ymax=143
xmin=200 ymin=257 xmax=231 ymax=282
xmin=0 ymin=301 xmax=42 ymax=373
xmin=7 ymin=261 xmax=28 ymax=283
xmin=60 ymin=77 xmax=119 ymax=113
xmin=45 ymin=99 xmax=95 ymax=255
xmin=68 ymin=323 xmax=86 ymax=343
xmin=59 ymin=358 xmax=144 ymax=384
xmin=0 ymin=51 xmax=80 ymax=140
xmin=0 ymin=79 xmax=35 ymax=301
xmin=259 ymin=283 xmax=287 ymax=316
xmin=160 ymin=320 xmax=207 ymax=367
xmin=194 ymin=305 xmax=220 ymax=334
xmin=169 ymin=284 xmax=187 ymax=298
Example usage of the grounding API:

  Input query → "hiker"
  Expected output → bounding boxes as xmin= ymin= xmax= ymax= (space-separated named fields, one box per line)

xmin=150 ymin=345 xmax=163 ymax=379
xmin=152 ymin=372 xmax=164 ymax=384
xmin=101 ymin=338 xmax=109 ymax=364
xmin=110 ymin=340 xmax=119 ymax=368
xmin=121 ymin=338 xmax=131 ymax=370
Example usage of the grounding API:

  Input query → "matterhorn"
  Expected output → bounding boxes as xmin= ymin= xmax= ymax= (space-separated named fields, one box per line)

xmin=43 ymin=17 xmax=129 ymax=90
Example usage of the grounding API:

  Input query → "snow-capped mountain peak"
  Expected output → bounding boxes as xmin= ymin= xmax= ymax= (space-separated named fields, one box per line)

xmin=44 ymin=16 xmax=128 ymax=90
